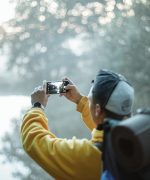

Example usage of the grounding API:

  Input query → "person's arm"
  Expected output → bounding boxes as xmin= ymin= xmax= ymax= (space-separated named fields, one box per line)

xmin=77 ymin=96 xmax=96 ymax=131
xmin=20 ymin=82 xmax=101 ymax=179
xmin=21 ymin=108 xmax=101 ymax=180
xmin=62 ymin=78 xmax=96 ymax=131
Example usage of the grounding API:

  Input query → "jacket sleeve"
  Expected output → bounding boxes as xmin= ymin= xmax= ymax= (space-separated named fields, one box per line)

xmin=77 ymin=96 xmax=96 ymax=131
xmin=20 ymin=108 xmax=101 ymax=180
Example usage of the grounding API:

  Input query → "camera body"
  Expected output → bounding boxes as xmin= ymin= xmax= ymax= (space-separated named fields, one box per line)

xmin=46 ymin=80 xmax=69 ymax=94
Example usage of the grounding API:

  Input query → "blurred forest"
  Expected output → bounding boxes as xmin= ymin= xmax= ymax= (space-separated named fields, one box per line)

xmin=0 ymin=0 xmax=150 ymax=179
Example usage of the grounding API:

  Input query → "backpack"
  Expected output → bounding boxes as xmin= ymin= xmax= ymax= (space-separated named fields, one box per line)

xmin=95 ymin=119 xmax=143 ymax=180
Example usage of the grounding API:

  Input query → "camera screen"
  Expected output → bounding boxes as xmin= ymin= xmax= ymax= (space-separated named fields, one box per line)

xmin=46 ymin=81 xmax=67 ymax=94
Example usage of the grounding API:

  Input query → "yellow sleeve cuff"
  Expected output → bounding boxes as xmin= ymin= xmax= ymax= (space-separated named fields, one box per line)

xmin=91 ymin=129 xmax=104 ymax=143
xmin=24 ymin=107 xmax=48 ymax=124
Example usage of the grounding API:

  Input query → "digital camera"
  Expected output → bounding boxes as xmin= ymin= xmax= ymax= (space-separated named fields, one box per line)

xmin=46 ymin=80 xmax=69 ymax=94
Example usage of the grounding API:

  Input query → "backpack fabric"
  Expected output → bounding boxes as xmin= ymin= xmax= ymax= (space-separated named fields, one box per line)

xmin=96 ymin=119 xmax=142 ymax=180
xmin=101 ymin=170 xmax=115 ymax=180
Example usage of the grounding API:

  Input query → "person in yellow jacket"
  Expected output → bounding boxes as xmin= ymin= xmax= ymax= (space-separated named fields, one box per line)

xmin=20 ymin=69 xmax=134 ymax=180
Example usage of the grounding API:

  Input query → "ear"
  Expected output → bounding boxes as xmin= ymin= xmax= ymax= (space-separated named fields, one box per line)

xmin=95 ymin=104 xmax=102 ymax=117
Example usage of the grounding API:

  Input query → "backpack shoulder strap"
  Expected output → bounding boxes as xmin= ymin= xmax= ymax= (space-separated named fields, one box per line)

xmin=103 ymin=122 xmax=121 ymax=180
xmin=94 ymin=142 xmax=103 ymax=152
xmin=94 ymin=124 xmax=104 ymax=152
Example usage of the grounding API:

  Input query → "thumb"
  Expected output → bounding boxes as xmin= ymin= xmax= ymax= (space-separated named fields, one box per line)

xmin=43 ymin=80 xmax=47 ymax=92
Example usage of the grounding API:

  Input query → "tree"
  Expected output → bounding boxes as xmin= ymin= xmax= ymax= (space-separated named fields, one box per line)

xmin=0 ymin=0 xmax=132 ymax=94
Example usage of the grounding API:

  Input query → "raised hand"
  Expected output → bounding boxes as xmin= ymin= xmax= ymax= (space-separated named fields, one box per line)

xmin=60 ymin=77 xmax=83 ymax=104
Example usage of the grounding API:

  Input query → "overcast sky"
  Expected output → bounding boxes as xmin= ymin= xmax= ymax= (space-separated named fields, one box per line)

xmin=0 ymin=1 xmax=15 ymax=25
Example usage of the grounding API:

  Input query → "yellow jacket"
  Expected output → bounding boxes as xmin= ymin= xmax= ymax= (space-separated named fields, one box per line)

xmin=21 ymin=96 xmax=103 ymax=180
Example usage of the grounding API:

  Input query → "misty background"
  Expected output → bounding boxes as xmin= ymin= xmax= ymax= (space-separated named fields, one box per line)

xmin=0 ymin=0 xmax=150 ymax=179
